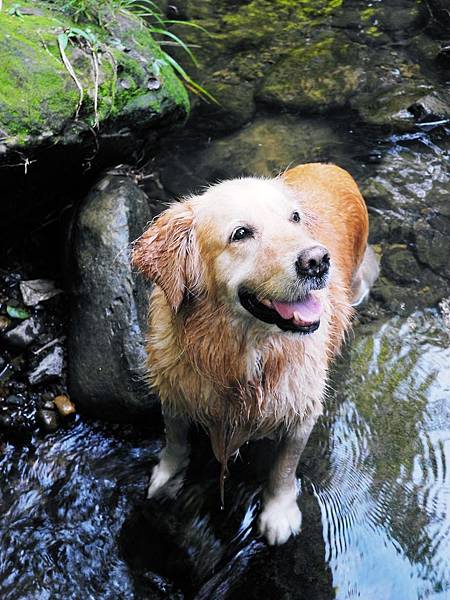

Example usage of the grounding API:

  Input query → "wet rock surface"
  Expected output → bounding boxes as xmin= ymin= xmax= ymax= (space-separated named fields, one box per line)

xmin=2 ymin=317 xmax=42 ymax=349
xmin=28 ymin=345 xmax=64 ymax=385
xmin=170 ymin=0 xmax=449 ymax=132
xmin=68 ymin=171 xmax=157 ymax=420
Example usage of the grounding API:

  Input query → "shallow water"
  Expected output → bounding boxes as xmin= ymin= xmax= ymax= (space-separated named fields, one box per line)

xmin=317 ymin=312 xmax=450 ymax=599
xmin=2 ymin=0 xmax=450 ymax=598
xmin=1 ymin=312 xmax=448 ymax=599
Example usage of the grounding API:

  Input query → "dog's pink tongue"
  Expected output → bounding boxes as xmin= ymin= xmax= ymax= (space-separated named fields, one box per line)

xmin=272 ymin=295 xmax=323 ymax=323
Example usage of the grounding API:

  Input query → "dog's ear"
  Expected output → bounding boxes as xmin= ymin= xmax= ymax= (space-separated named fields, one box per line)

xmin=132 ymin=201 xmax=202 ymax=311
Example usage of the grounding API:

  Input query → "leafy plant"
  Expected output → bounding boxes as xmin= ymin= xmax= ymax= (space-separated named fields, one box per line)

xmin=52 ymin=0 xmax=216 ymax=102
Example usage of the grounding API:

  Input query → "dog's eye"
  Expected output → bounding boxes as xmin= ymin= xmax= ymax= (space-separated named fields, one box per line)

xmin=230 ymin=226 xmax=253 ymax=242
xmin=291 ymin=211 xmax=301 ymax=223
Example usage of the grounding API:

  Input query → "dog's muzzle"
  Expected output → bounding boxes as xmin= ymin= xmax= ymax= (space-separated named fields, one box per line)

xmin=238 ymin=246 xmax=330 ymax=334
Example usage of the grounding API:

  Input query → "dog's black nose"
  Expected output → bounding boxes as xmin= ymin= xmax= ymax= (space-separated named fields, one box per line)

xmin=296 ymin=246 xmax=330 ymax=279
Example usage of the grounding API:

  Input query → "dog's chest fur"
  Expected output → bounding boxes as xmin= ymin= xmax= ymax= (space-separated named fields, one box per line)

xmin=145 ymin=281 xmax=351 ymax=449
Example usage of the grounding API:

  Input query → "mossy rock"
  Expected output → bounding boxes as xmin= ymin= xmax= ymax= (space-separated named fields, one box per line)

xmin=257 ymin=33 xmax=364 ymax=113
xmin=168 ymin=0 xmax=346 ymax=130
xmin=350 ymin=50 xmax=433 ymax=130
xmin=0 ymin=0 xmax=189 ymax=158
xmin=381 ymin=245 xmax=420 ymax=285
xmin=175 ymin=0 xmax=444 ymax=132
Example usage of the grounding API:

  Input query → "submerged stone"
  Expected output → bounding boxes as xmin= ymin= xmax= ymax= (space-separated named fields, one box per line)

xmin=5 ymin=395 xmax=23 ymax=407
xmin=258 ymin=34 xmax=364 ymax=113
xmin=159 ymin=114 xmax=345 ymax=196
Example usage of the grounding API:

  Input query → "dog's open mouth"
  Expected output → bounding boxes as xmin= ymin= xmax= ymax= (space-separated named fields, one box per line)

xmin=238 ymin=290 xmax=322 ymax=333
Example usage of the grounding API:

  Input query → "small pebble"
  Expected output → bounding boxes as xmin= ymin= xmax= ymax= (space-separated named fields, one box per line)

xmin=53 ymin=395 xmax=76 ymax=417
xmin=5 ymin=395 xmax=22 ymax=407
xmin=0 ymin=413 xmax=12 ymax=428
xmin=36 ymin=409 xmax=59 ymax=432
xmin=0 ymin=315 xmax=11 ymax=332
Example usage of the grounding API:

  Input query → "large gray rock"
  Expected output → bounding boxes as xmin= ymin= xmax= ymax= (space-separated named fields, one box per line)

xmin=68 ymin=172 xmax=156 ymax=420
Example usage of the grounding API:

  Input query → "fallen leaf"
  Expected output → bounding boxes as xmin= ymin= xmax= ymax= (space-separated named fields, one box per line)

xmin=6 ymin=306 xmax=30 ymax=320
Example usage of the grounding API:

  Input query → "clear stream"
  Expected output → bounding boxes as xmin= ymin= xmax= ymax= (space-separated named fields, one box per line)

xmin=1 ymin=0 xmax=450 ymax=598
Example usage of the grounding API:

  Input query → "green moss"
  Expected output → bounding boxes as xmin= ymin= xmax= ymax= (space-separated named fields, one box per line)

xmin=360 ymin=6 xmax=377 ymax=21
xmin=258 ymin=33 xmax=362 ymax=113
xmin=222 ymin=0 xmax=344 ymax=44
xmin=0 ymin=0 xmax=189 ymax=146
xmin=0 ymin=4 xmax=79 ymax=137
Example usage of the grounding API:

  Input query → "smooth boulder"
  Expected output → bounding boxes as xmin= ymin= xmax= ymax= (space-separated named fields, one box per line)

xmin=68 ymin=172 xmax=157 ymax=420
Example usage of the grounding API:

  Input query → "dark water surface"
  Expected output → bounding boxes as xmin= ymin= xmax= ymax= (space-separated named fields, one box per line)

xmin=2 ymin=0 xmax=450 ymax=598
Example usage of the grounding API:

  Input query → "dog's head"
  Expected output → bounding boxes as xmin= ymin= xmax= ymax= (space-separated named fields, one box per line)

xmin=133 ymin=177 xmax=331 ymax=335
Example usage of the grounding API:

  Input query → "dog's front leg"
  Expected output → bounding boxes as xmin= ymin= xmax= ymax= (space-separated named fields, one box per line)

xmin=258 ymin=412 xmax=317 ymax=545
xmin=147 ymin=414 xmax=190 ymax=499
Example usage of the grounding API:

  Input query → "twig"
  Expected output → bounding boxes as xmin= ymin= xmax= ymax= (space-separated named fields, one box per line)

xmin=33 ymin=337 xmax=65 ymax=356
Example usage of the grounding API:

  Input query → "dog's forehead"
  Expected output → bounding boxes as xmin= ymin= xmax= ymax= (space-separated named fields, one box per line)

xmin=193 ymin=178 xmax=294 ymax=222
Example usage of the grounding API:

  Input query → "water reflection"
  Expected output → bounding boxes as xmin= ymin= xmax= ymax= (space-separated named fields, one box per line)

xmin=313 ymin=311 xmax=450 ymax=599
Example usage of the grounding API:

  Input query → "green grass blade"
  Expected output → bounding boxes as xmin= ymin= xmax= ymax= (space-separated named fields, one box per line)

xmin=150 ymin=28 xmax=198 ymax=65
xmin=162 ymin=52 xmax=218 ymax=104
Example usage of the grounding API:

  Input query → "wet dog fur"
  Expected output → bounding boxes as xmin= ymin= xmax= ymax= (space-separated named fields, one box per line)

xmin=132 ymin=163 xmax=378 ymax=545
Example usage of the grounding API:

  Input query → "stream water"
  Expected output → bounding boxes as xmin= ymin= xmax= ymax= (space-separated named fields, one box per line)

xmin=1 ymin=0 xmax=450 ymax=598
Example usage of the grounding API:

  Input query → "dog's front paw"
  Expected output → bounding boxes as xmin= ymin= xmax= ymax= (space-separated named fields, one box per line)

xmin=147 ymin=454 xmax=188 ymax=500
xmin=258 ymin=494 xmax=302 ymax=545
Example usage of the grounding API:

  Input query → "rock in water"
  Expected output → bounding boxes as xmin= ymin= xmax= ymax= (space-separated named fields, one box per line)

xmin=20 ymin=279 xmax=62 ymax=306
xmin=36 ymin=409 xmax=59 ymax=433
xmin=53 ymin=395 xmax=76 ymax=417
xmin=68 ymin=173 xmax=157 ymax=420
xmin=2 ymin=317 xmax=42 ymax=349
xmin=29 ymin=346 xmax=64 ymax=385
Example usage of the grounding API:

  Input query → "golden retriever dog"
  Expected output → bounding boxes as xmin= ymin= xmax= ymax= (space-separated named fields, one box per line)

xmin=132 ymin=163 xmax=378 ymax=545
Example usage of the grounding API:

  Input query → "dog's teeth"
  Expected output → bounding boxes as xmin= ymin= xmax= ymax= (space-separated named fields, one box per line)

xmin=260 ymin=298 xmax=273 ymax=308
xmin=293 ymin=311 xmax=307 ymax=325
